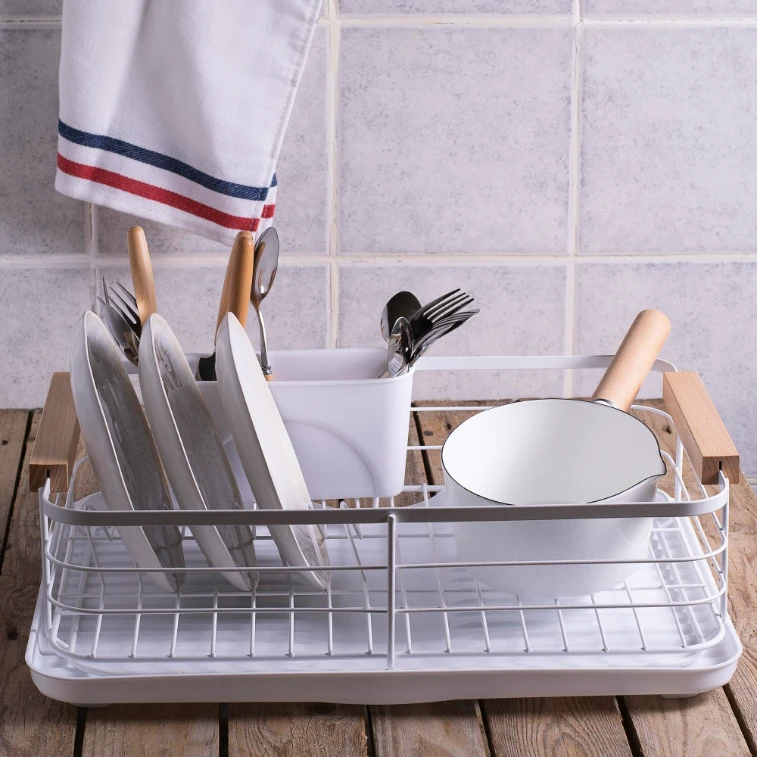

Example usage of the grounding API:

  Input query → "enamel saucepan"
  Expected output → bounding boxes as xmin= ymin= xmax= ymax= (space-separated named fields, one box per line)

xmin=442 ymin=310 xmax=671 ymax=598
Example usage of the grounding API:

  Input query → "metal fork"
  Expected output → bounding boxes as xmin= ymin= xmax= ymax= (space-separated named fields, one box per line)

xmin=107 ymin=280 xmax=142 ymax=336
xmin=409 ymin=289 xmax=474 ymax=344
xmin=98 ymin=293 xmax=140 ymax=365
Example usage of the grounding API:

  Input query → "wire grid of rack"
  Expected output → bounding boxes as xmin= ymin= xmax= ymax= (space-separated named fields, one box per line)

xmin=28 ymin=355 xmax=742 ymax=702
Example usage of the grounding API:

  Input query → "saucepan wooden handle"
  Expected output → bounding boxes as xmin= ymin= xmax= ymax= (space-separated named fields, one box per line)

xmin=127 ymin=226 xmax=158 ymax=324
xmin=591 ymin=309 xmax=671 ymax=413
xmin=29 ymin=373 xmax=81 ymax=494
xmin=663 ymin=371 xmax=739 ymax=485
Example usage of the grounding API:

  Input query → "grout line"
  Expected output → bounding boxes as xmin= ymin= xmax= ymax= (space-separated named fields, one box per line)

xmin=336 ymin=14 xmax=572 ymax=27
xmin=583 ymin=15 xmax=757 ymax=27
xmin=0 ymin=17 xmax=61 ymax=28
xmin=563 ymin=0 xmax=582 ymax=399
xmin=6 ymin=13 xmax=757 ymax=28
xmin=327 ymin=3 xmax=340 ymax=348
xmin=5 ymin=250 xmax=757 ymax=267
xmin=85 ymin=203 xmax=97 ymax=306
xmin=4 ymin=250 xmax=757 ymax=267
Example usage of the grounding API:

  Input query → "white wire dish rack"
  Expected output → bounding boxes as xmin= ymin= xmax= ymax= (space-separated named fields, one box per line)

xmin=27 ymin=356 xmax=742 ymax=706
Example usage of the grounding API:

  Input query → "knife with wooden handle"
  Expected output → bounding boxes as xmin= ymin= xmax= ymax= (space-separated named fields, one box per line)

xmin=127 ymin=226 xmax=158 ymax=324
xmin=197 ymin=231 xmax=254 ymax=381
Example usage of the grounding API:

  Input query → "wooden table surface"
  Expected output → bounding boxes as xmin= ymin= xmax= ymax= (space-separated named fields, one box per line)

xmin=1 ymin=400 xmax=756 ymax=757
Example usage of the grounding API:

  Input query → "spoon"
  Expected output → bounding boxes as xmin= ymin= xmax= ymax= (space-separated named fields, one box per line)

xmin=380 ymin=291 xmax=421 ymax=342
xmin=250 ymin=227 xmax=280 ymax=380
xmin=381 ymin=316 xmax=414 ymax=378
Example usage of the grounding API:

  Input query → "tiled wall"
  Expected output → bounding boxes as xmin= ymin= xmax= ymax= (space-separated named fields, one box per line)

xmin=2 ymin=1 xmax=757 ymax=474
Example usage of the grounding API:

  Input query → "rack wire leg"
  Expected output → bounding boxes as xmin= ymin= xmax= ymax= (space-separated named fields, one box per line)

xmin=387 ymin=514 xmax=396 ymax=671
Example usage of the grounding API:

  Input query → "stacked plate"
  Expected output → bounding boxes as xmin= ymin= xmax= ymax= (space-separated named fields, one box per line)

xmin=70 ymin=310 xmax=329 ymax=593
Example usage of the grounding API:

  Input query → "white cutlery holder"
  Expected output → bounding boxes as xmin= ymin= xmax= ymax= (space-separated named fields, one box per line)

xmin=195 ymin=347 xmax=414 ymax=500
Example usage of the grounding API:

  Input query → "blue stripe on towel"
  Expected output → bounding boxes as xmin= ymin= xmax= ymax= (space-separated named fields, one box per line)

xmin=59 ymin=120 xmax=276 ymax=202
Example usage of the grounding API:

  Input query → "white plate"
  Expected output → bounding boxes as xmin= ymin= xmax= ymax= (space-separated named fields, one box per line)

xmin=215 ymin=314 xmax=329 ymax=590
xmin=69 ymin=311 xmax=184 ymax=592
xmin=139 ymin=314 xmax=256 ymax=592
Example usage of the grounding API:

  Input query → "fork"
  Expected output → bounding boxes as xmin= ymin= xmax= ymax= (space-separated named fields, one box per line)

xmin=408 ymin=289 xmax=474 ymax=345
xmin=107 ymin=281 xmax=141 ymax=335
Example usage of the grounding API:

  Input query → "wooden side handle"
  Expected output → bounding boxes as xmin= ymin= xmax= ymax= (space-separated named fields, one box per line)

xmin=127 ymin=226 xmax=158 ymax=324
xmin=29 ymin=373 xmax=80 ymax=494
xmin=592 ymin=309 xmax=671 ymax=412
xmin=663 ymin=372 xmax=739 ymax=485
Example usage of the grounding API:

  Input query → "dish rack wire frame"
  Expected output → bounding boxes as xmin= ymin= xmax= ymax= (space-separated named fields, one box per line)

xmin=35 ymin=354 xmax=732 ymax=674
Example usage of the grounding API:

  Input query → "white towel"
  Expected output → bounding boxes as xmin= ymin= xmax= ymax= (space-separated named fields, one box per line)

xmin=56 ymin=0 xmax=322 ymax=244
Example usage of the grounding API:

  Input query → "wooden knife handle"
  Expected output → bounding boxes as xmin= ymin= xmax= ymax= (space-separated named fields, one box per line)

xmin=591 ymin=309 xmax=671 ymax=413
xmin=29 ymin=373 xmax=80 ymax=494
xmin=663 ymin=371 xmax=739 ymax=484
xmin=127 ymin=226 xmax=158 ymax=324
xmin=215 ymin=232 xmax=254 ymax=339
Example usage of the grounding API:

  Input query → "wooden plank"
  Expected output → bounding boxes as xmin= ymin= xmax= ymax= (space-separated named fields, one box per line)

xmin=0 ymin=409 xmax=29 ymax=564
xmin=663 ymin=372 xmax=740 ymax=484
xmin=65 ymin=446 xmax=220 ymax=754
xmin=483 ymin=697 xmax=633 ymax=757
xmin=82 ymin=703 xmax=218 ymax=757
xmin=0 ymin=411 xmax=79 ymax=757
xmin=227 ymin=702 xmax=367 ymax=757
xmin=224 ymin=415 xmax=424 ymax=755
xmin=415 ymin=401 xmax=634 ymax=757
xmin=368 ymin=405 xmax=489 ymax=757
xmin=622 ymin=690 xmax=750 ymax=757
xmin=371 ymin=700 xmax=487 ymax=757
xmin=28 ymin=373 xmax=80 ymax=494
xmin=629 ymin=400 xmax=755 ymax=754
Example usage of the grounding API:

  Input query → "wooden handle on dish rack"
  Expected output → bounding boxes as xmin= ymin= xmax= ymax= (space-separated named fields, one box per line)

xmin=591 ymin=309 xmax=671 ymax=413
xmin=663 ymin=371 xmax=740 ymax=484
xmin=215 ymin=232 xmax=254 ymax=337
xmin=28 ymin=373 xmax=81 ymax=494
xmin=127 ymin=226 xmax=158 ymax=324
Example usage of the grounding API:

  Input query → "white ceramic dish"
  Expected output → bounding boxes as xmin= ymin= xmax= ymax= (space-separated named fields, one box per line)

xmin=215 ymin=314 xmax=329 ymax=590
xmin=442 ymin=400 xmax=665 ymax=597
xmin=69 ymin=311 xmax=184 ymax=592
xmin=139 ymin=314 xmax=256 ymax=592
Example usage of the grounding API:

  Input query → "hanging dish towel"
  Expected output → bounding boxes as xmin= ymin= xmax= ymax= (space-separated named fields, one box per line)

xmin=56 ymin=0 xmax=322 ymax=244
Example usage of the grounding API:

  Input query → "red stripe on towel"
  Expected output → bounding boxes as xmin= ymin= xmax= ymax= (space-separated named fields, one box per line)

xmin=57 ymin=153 xmax=264 ymax=232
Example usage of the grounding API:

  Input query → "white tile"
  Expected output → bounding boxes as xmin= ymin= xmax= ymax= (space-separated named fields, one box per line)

xmin=338 ymin=27 xmax=573 ymax=254
xmin=97 ymin=211 xmax=227 ymax=256
xmin=338 ymin=262 xmax=567 ymax=398
xmin=339 ymin=0 xmax=571 ymax=12
xmin=273 ymin=27 xmax=330 ymax=254
xmin=0 ymin=0 xmax=61 ymax=14
xmin=580 ymin=28 xmax=757 ymax=254
xmin=0 ymin=266 xmax=91 ymax=408
xmin=97 ymin=262 xmax=330 ymax=355
xmin=575 ymin=260 xmax=757 ymax=474
xmin=97 ymin=30 xmax=329 ymax=256
xmin=584 ymin=0 xmax=757 ymax=14
xmin=0 ymin=29 xmax=84 ymax=255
